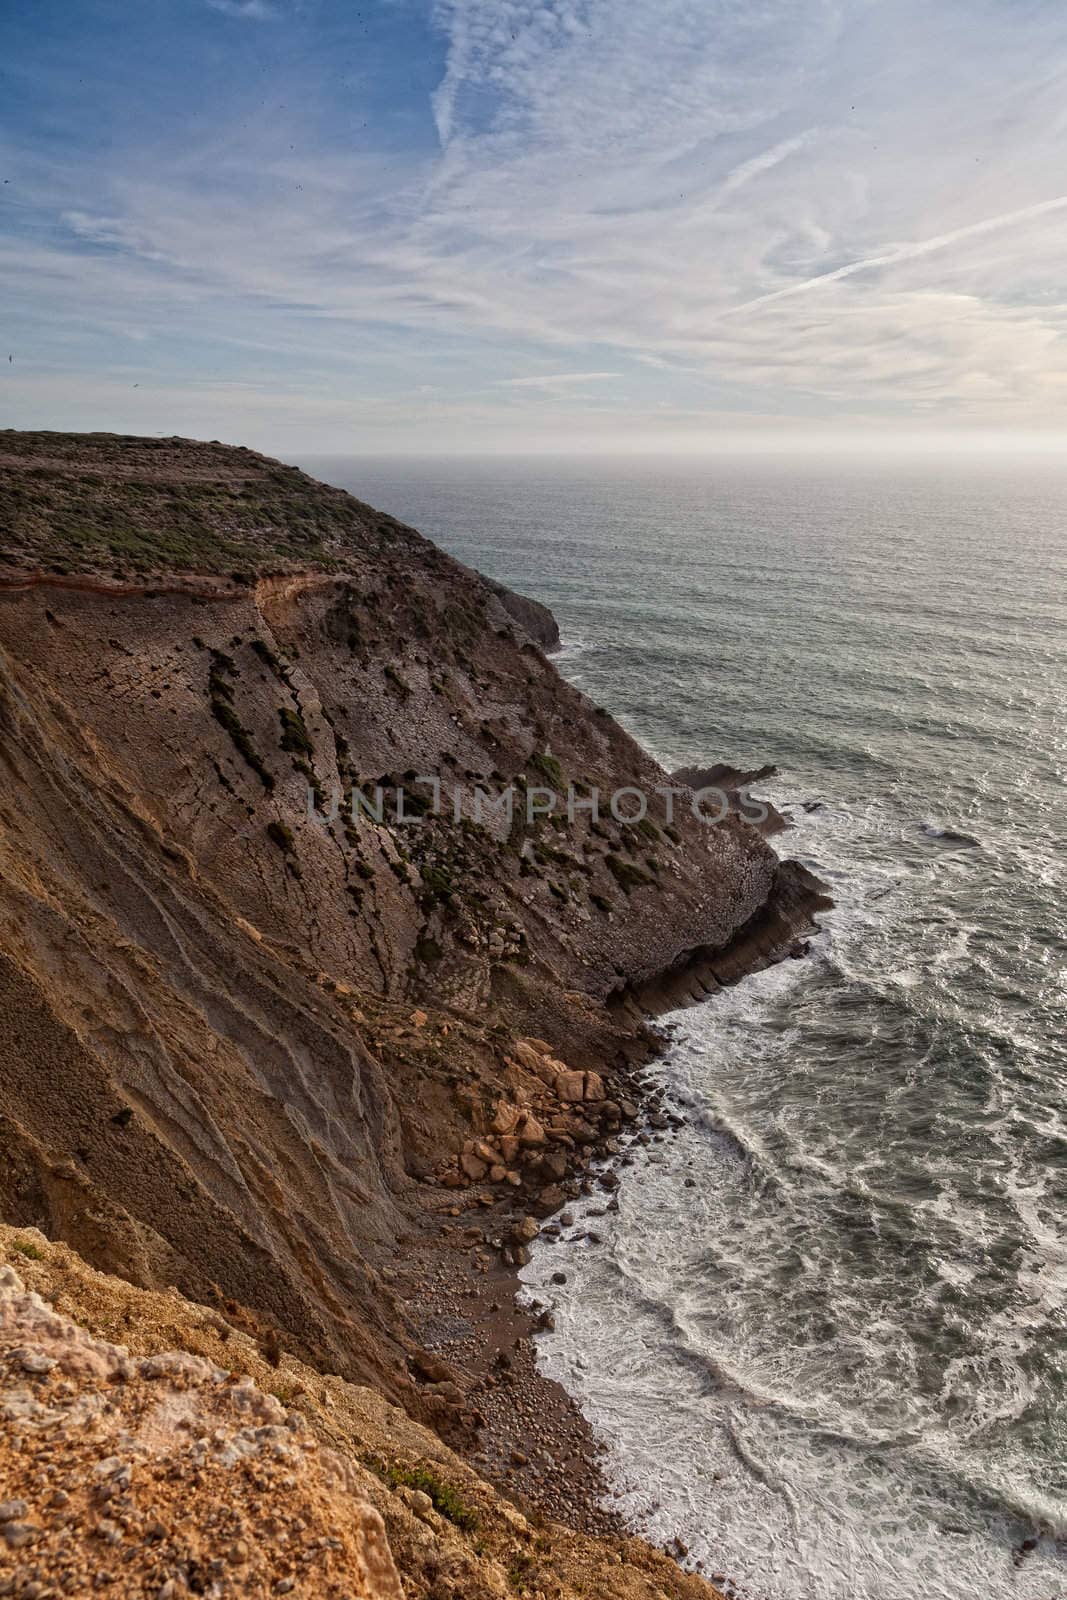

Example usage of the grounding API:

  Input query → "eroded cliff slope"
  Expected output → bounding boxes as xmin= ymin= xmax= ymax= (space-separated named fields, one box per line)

xmin=0 ymin=430 xmax=822 ymax=1441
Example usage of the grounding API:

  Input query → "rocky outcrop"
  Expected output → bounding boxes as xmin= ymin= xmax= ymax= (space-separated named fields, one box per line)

xmin=480 ymin=576 xmax=561 ymax=652
xmin=0 ymin=1225 xmax=726 ymax=1600
xmin=0 ymin=1258 xmax=404 ymax=1599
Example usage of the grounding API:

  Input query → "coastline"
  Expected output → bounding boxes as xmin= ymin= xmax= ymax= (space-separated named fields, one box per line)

xmin=398 ymin=835 xmax=830 ymax=1574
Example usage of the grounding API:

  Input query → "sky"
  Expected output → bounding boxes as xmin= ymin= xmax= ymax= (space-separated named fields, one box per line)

xmin=4 ymin=0 xmax=1067 ymax=455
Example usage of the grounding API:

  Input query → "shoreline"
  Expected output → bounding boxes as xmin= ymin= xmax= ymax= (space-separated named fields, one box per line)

xmin=396 ymin=851 xmax=829 ymax=1575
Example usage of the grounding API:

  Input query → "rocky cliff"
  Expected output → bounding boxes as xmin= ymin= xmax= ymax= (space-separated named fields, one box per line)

xmin=0 ymin=431 xmax=825 ymax=1590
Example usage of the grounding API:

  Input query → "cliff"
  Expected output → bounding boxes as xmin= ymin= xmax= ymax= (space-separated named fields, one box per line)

xmin=0 ymin=431 xmax=826 ymax=1590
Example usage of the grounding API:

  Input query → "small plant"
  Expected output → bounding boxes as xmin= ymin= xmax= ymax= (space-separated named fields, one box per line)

xmin=528 ymin=750 xmax=563 ymax=788
xmin=278 ymin=706 xmax=313 ymax=756
xmin=590 ymin=892 xmax=613 ymax=913
xmin=251 ymin=637 xmax=288 ymax=679
xmin=421 ymin=864 xmax=456 ymax=904
xmin=383 ymin=663 xmax=410 ymax=694
xmin=605 ymin=853 xmax=653 ymax=893
xmin=11 ymin=1238 xmax=43 ymax=1261
xmin=380 ymin=1462 xmax=478 ymax=1532
xmin=266 ymin=820 xmax=294 ymax=853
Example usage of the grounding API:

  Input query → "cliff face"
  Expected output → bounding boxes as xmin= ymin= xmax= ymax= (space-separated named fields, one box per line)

xmin=0 ymin=431 xmax=821 ymax=1437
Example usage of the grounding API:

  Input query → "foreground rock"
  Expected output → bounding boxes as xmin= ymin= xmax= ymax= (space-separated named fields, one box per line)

xmin=0 ymin=1258 xmax=403 ymax=1599
xmin=1 ymin=1226 xmax=726 ymax=1600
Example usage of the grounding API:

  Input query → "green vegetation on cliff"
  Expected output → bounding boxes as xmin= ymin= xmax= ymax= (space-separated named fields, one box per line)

xmin=0 ymin=430 xmax=421 ymax=579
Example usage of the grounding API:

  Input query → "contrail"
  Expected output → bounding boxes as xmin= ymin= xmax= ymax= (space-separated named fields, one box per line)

xmin=723 ymin=194 xmax=1067 ymax=317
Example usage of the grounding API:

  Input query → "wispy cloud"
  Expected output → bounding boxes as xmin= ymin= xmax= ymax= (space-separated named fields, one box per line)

xmin=496 ymin=372 xmax=621 ymax=390
xmin=204 ymin=0 xmax=275 ymax=20
xmin=7 ymin=0 xmax=1067 ymax=449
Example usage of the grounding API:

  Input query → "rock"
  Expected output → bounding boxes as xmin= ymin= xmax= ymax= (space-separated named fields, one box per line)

xmin=532 ymin=1185 xmax=566 ymax=1218
xmin=521 ymin=1036 xmax=554 ymax=1057
xmin=554 ymin=1071 xmax=586 ymax=1104
xmin=403 ymin=1488 xmax=434 ymax=1521
xmin=620 ymin=1099 xmax=639 ymax=1120
xmin=512 ymin=1041 xmax=547 ymax=1075
xmin=499 ymin=1135 xmax=520 ymax=1163
xmin=536 ymin=1151 xmax=567 ymax=1182
xmin=491 ymin=1101 xmax=522 ymax=1136
xmin=582 ymin=1072 xmax=605 ymax=1102
xmin=2 ymin=1524 xmax=36 ymax=1550
xmin=17 ymin=1351 xmax=56 ymax=1375
xmin=0 ymin=1502 xmax=27 ymax=1524
xmin=517 ymin=1114 xmax=546 ymax=1148
xmin=550 ymin=1271 xmax=567 ymax=1285
xmin=460 ymin=1150 xmax=488 ymax=1181
xmin=512 ymin=1216 xmax=540 ymax=1244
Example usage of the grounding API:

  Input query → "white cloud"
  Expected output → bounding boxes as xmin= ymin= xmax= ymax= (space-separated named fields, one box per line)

xmin=496 ymin=372 xmax=621 ymax=389
xmin=204 ymin=0 xmax=275 ymax=19
xmin=9 ymin=0 xmax=1067 ymax=448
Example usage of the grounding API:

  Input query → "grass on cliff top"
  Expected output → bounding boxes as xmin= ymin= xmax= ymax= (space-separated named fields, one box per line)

xmin=0 ymin=430 xmax=419 ymax=579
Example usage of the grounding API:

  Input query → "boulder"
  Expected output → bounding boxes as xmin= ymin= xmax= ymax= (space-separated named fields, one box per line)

xmin=517 ymin=1114 xmax=546 ymax=1148
xmin=555 ymin=1070 xmax=586 ymax=1104
xmin=538 ymin=1151 xmax=568 ymax=1183
xmin=512 ymin=1041 xmax=546 ymax=1075
xmin=533 ymin=1184 xmax=566 ymax=1218
xmin=491 ymin=1101 xmax=522 ymax=1136
xmin=583 ymin=1071 xmax=605 ymax=1102
xmin=460 ymin=1150 xmax=488 ymax=1181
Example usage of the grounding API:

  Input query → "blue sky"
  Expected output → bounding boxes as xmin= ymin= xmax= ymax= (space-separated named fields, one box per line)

xmin=4 ymin=0 xmax=1067 ymax=453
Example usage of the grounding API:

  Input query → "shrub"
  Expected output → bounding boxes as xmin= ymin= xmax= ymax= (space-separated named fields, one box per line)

xmin=251 ymin=638 xmax=287 ymax=679
xmin=380 ymin=1463 xmax=478 ymax=1532
xmin=278 ymin=707 xmax=313 ymax=756
xmin=605 ymin=854 xmax=653 ymax=893
xmin=266 ymin=820 xmax=294 ymax=853
xmin=421 ymin=864 xmax=456 ymax=904
xmin=211 ymin=699 xmax=274 ymax=790
xmin=528 ymin=750 xmax=563 ymax=788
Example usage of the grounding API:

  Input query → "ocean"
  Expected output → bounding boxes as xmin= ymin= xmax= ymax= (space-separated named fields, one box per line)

xmin=305 ymin=453 xmax=1067 ymax=1600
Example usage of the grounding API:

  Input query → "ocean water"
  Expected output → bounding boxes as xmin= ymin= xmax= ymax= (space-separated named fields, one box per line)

xmin=306 ymin=453 xmax=1067 ymax=1600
